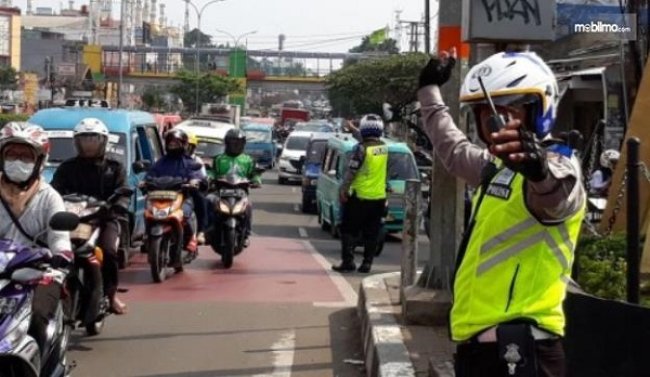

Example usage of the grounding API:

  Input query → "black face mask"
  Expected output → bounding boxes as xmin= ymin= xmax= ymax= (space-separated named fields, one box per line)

xmin=167 ymin=147 xmax=184 ymax=158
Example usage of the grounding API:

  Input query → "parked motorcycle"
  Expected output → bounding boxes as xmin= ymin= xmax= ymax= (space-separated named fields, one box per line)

xmin=63 ymin=187 xmax=134 ymax=336
xmin=141 ymin=176 xmax=198 ymax=283
xmin=0 ymin=212 xmax=79 ymax=377
xmin=206 ymin=168 xmax=263 ymax=269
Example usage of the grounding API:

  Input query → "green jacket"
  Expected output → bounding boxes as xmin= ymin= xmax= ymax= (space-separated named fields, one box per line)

xmin=209 ymin=154 xmax=262 ymax=185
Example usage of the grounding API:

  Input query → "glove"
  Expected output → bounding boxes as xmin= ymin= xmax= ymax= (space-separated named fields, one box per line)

xmin=51 ymin=251 xmax=74 ymax=269
xmin=418 ymin=50 xmax=457 ymax=88
xmin=497 ymin=129 xmax=549 ymax=182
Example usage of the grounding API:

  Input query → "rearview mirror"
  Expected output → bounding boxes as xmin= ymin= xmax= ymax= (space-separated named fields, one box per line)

xmin=49 ymin=211 xmax=80 ymax=231
xmin=132 ymin=160 xmax=151 ymax=174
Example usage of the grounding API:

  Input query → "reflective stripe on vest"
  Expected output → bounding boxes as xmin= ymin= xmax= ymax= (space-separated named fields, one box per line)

xmin=450 ymin=164 xmax=585 ymax=342
xmin=350 ymin=144 xmax=388 ymax=200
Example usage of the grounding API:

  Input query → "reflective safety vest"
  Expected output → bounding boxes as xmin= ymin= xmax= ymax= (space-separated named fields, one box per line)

xmin=450 ymin=164 xmax=585 ymax=342
xmin=350 ymin=144 xmax=388 ymax=200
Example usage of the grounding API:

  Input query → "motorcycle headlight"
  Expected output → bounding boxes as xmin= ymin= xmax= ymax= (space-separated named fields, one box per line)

xmin=218 ymin=200 xmax=231 ymax=214
xmin=231 ymin=199 xmax=248 ymax=215
xmin=153 ymin=207 xmax=171 ymax=219
xmin=5 ymin=314 xmax=29 ymax=345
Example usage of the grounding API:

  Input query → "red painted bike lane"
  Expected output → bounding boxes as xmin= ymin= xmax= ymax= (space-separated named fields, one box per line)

xmin=119 ymin=236 xmax=345 ymax=304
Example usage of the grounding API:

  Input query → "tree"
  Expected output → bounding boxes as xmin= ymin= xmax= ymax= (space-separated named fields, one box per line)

xmin=141 ymin=86 xmax=166 ymax=111
xmin=349 ymin=36 xmax=399 ymax=54
xmin=0 ymin=66 xmax=18 ymax=90
xmin=326 ymin=53 xmax=428 ymax=118
xmin=184 ymin=28 xmax=214 ymax=48
xmin=170 ymin=70 xmax=242 ymax=112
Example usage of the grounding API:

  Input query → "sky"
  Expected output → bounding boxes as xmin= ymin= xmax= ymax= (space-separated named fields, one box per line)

xmin=14 ymin=0 xmax=439 ymax=53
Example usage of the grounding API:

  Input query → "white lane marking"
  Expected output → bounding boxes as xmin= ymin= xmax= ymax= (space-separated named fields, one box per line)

xmin=291 ymin=187 xmax=297 ymax=193
xmin=253 ymin=330 xmax=296 ymax=377
xmin=301 ymin=240 xmax=358 ymax=307
xmin=298 ymin=227 xmax=308 ymax=238
xmin=293 ymin=204 xmax=299 ymax=212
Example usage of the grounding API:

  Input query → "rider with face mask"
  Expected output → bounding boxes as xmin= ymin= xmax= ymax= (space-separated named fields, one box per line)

xmin=208 ymin=129 xmax=261 ymax=247
xmin=51 ymin=117 xmax=130 ymax=314
xmin=145 ymin=129 xmax=206 ymax=255
xmin=0 ymin=122 xmax=73 ymax=359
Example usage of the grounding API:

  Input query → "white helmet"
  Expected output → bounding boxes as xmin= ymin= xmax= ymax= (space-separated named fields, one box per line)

xmin=460 ymin=51 xmax=559 ymax=141
xmin=73 ymin=118 xmax=109 ymax=157
xmin=359 ymin=114 xmax=384 ymax=138
xmin=600 ymin=149 xmax=620 ymax=169
xmin=0 ymin=122 xmax=50 ymax=158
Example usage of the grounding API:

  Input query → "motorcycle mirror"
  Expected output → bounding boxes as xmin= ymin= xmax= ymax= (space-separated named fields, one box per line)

xmin=132 ymin=160 xmax=151 ymax=174
xmin=49 ymin=211 xmax=80 ymax=231
xmin=382 ymin=103 xmax=394 ymax=122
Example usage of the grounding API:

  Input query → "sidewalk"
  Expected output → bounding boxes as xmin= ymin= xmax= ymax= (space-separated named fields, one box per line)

xmin=358 ymin=272 xmax=455 ymax=377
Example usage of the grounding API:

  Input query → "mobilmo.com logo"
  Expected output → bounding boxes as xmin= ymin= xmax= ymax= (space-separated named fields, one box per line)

xmin=571 ymin=13 xmax=637 ymax=40
xmin=574 ymin=21 xmax=632 ymax=33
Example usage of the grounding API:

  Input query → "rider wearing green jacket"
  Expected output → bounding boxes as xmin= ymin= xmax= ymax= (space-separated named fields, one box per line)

xmin=208 ymin=129 xmax=261 ymax=246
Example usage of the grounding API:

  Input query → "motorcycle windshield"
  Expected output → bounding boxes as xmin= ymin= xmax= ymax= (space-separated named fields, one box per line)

xmin=0 ymin=240 xmax=50 ymax=273
xmin=146 ymin=176 xmax=186 ymax=190
xmin=217 ymin=173 xmax=250 ymax=188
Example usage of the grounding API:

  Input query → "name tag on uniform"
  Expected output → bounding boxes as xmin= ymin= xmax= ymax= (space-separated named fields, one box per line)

xmin=372 ymin=146 xmax=388 ymax=155
xmin=486 ymin=168 xmax=515 ymax=200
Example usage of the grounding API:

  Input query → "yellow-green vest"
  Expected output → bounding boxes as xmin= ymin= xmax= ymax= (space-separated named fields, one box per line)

xmin=450 ymin=164 xmax=585 ymax=342
xmin=350 ymin=144 xmax=388 ymax=200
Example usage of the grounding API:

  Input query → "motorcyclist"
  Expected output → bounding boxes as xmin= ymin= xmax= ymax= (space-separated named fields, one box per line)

xmin=0 ymin=122 xmax=73 ymax=357
xmin=186 ymin=131 xmax=208 ymax=245
xmin=589 ymin=149 xmax=620 ymax=197
xmin=51 ymin=117 xmax=130 ymax=314
xmin=144 ymin=128 xmax=206 ymax=256
xmin=208 ymin=128 xmax=261 ymax=248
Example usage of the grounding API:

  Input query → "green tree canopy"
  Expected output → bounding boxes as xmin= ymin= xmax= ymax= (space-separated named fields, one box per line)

xmin=327 ymin=52 xmax=428 ymax=118
xmin=349 ymin=36 xmax=399 ymax=54
xmin=0 ymin=66 xmax=18 ymax=90
xmin=184 ymin=28 xmax=214 ymax=48
xmin=171 ymin=70 xmax=241 ymax=113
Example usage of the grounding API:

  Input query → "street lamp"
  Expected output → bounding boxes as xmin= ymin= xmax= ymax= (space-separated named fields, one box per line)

xmin=185 ymin=0 xmax=225 ymax=114
xmin=214 ymin=29 xmax=257 ymax=76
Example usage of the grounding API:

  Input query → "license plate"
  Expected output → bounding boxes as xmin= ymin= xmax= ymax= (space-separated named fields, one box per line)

xmin=220 ymin=189 xmax=237 ymax=196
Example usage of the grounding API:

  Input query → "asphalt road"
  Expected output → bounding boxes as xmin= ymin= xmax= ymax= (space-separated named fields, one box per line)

xmin=67 ymin=170 xmax=430 ymax=377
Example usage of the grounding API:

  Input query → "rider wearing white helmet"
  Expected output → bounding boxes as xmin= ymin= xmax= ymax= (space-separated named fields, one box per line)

xmin=417 ymin=49 xmax=586 ymax=376
xmin=51 ymin=117 xmax=130 ymax=314
xmin=0 ymin=121 xmax=73 ymax=359
xmin=589 ymin=149 xmax=620 ymax=196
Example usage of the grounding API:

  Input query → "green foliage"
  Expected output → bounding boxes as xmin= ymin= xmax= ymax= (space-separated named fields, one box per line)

xmin=0 ymin=66 xmax=18 ymax=90
xmin=349 ymin=36 xmax=399 ymax=54
xmin=0 ymin=114 xmax=28 ymax=126
xmin=326 ymin=53 xmax=428 ymax=118
xmin=575 ymin=233 xmax=627 ymax=300
xmin=170 ymin=70 xmax=241 ymax=113
xmin=141 ymin=86 xmax=166 ymax=111
xmin=184 ymin=28 xmax=213 ymax=48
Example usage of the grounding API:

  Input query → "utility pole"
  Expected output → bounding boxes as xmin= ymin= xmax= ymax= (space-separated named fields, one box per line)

xmin=424 ymin=0 xmax=431 ymax=53
xmin=118 ymin=0 xmax=126 ymax=108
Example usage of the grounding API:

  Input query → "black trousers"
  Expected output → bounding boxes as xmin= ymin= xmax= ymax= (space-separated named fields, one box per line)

xmin=99 ymin=219 xmax=120 ymax=298
xmin=30 ymin=283 xmax=62 ymax=356
xmin=455 ymin=339 xmax=566 ymax=377
xmin=340 ymin=195 xmax=385 ymax=264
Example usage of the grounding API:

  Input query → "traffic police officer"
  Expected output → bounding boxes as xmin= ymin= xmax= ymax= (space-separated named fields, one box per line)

xmin=418 ymin=48 xmax=586 ymax=377
xmin=332 ymin=114 xmax=388 ymax=274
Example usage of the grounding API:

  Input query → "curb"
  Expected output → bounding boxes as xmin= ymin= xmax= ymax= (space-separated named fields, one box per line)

xmin=358 ymin=272 xmax=417 ymax=377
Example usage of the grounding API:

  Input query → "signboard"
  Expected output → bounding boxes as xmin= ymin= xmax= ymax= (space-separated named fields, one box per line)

xmin=462 ymin=0 xmax=556 ymax=42
xmin=57 ymin=63 xmax=76 ymax=76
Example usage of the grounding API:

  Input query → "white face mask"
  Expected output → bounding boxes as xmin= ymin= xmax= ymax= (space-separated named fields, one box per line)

xmin=4 ymin=160 xmax=35 ymax=183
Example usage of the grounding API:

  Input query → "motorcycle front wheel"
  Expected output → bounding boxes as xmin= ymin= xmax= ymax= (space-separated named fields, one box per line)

xmin=148 ymin=236 xmax=170 ymax=283
xmin=222 ymin=228 xmax=235 ymax=269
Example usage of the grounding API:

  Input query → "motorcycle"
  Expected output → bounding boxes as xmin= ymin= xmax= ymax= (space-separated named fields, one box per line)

xmin=0 ymin=212 xmax=79 ymax=377
xmin=62 ymin=187 xmax=134 ymax=336
xmin=206 ymin=169 xmax=263 ymax=269
xmin=141 ymin=176 xmax=198 ymax=283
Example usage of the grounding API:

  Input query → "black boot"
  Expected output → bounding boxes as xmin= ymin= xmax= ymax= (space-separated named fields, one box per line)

xmin=358 ymin=237 xmax=377 ymax=273
xmin=332 ymin=233 xmax=356 ymax=273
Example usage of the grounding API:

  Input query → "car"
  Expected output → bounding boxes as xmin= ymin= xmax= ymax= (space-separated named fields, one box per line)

xmin=174 ymin=123 xmax=235 ymax=168
xmin=242 ymin=123 xmax=276 ymax=169
xmin=300 ymin=133 xmax=333 ymax=213
xmin=29 ymin=107 xmax=165 ymax=267
xmin=295 ymin=121 xmax=335 ymax=133
xmin=277 ymin=130 xmax=314 ymax=185
xmin=316 ymin=134 xmax=420 ymax=240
